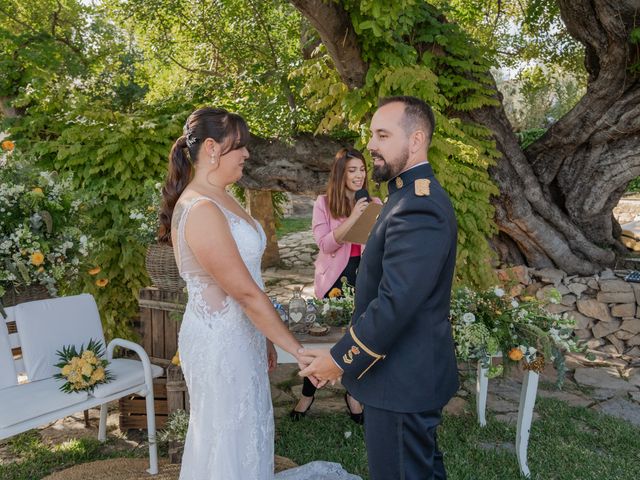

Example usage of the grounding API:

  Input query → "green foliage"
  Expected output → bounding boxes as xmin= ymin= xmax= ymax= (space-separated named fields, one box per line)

xmin=294 ymin=1 xmax=500 ymax=287
xmin=517 ymin=128 xmax=547 ymax=149
xmin=7 ymin=100 xmax=189 ymax=339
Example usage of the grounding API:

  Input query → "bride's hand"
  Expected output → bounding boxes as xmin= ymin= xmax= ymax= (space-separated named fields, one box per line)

xmin=267 ymin=340 xmax=277 ymax=373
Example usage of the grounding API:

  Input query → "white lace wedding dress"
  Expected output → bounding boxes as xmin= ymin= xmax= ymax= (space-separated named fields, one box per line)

xmin=174 ymin=196 xmax=360 ymax=480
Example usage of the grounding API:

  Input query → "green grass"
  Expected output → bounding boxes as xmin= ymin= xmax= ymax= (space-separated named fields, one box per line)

xmin=276 ymin=397 xmax=640 ymax=480
xmin=0 ymin=431 xmax=145 ymax=480
xmin=4 ymin=397 xmax=639 ymax=479
xmin=276 ymin=217 xmax=311 ymax=239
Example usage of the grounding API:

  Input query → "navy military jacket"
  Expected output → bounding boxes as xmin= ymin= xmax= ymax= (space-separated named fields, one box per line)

xmin=330 ymin=163 xmax=459 ymax=413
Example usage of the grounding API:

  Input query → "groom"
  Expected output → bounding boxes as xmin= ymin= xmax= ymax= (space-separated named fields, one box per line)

xmin=300 ymin=96 xmax=459 ymax=479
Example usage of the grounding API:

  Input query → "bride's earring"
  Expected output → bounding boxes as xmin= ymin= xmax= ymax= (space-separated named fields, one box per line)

xmin=210 ymin=152 xmax=217 ymax=165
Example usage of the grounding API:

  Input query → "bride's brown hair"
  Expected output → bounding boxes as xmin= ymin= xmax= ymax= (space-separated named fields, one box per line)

xmin=158 ymin=107 xmax=250 ymax=244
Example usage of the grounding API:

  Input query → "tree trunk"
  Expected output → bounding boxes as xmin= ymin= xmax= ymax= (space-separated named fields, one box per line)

xmin=283 ymin=0 xmax=640 ymax=275
xmin=246 ymin=190 xmax=280 ymax=268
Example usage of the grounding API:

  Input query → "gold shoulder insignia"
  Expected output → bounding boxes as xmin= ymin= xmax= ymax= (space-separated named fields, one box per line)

xmin=415 ymin=178 xmax=431 ymax=196
xmin=395 ymin=177 xmax=404 ymax=189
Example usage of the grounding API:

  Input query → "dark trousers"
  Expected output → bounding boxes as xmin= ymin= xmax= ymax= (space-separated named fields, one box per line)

xmin=364 ymin=404 xmax=446 ymax=480
xmin=303 ymin=256 xmax=361 ymax=398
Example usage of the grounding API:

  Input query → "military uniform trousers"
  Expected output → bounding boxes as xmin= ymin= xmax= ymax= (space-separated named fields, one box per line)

xmin=364 ymin=404 xmax=446 ymax=480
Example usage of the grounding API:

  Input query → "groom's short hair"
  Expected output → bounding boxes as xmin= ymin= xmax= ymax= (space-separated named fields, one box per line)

xmin=379 ymin=96 xmax=435 ymax=145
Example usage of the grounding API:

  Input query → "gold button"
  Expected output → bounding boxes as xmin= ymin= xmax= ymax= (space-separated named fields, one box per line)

xmin=395 ymin=177 xmax=403 ymax=189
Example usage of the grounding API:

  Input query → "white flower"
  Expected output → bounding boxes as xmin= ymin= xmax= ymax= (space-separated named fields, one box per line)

xmin=494 ymin=287 xmax=505 ymax=297
xmin=462 ymin=312 xmax=475 ymax=325
xmin=511 ymin=299 xmax=519 ymax=308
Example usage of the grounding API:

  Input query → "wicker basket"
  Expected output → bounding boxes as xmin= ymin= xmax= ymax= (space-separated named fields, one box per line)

xmin=1 ymin=284 xmax=51 ymax=308
xmin=145 ymin=243 xmax=185 ymax=292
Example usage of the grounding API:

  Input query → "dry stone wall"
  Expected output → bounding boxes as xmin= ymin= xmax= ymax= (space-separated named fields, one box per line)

xmin=498 ymin=266 xmax=640 ymax=368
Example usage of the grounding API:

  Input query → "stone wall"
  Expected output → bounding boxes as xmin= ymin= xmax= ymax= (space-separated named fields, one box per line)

xmin=498 ymin=266 xmax=640 ymax=368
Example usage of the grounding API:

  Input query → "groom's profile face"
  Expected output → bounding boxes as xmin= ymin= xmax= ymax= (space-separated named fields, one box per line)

xmin=368 ymin=102 xmax=410 ymax=183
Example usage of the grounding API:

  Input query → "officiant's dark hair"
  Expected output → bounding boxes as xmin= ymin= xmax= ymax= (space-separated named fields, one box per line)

xmin=158 ymin=107 xmax=250 ymax=244
xmin=327 ymin=147 xmax=367 ymax=219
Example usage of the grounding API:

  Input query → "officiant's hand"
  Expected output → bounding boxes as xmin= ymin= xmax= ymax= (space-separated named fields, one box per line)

xmin=349 ymin=197 xmax=369 ymax=221
xmin=298 ymin=349 xmax=343 ymax=387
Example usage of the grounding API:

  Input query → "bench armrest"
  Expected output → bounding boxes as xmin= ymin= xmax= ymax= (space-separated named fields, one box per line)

xmin=106 ymin=338 xmax=159 ymax=395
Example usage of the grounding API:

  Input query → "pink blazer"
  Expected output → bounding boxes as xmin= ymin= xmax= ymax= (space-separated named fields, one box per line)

xmin=312 ymin=194 xmax=382 ymax=299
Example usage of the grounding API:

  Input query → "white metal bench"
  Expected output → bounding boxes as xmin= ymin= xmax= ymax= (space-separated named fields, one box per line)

xmin=0 ymin=294 xmax=164 ymax=475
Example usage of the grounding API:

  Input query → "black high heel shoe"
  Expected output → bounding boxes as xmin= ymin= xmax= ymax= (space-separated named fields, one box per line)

xmin=289 ymin=395 xmax=315 ymax=421
xmin=344 ymin=393 xmax=364 ymax=425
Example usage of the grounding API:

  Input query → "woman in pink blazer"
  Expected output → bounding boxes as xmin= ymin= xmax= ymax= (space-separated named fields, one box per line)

xmin=290 ymin=147 xmax=381 ymax=423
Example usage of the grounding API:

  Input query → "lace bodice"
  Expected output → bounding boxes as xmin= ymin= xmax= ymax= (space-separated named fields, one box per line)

xmin=172 ymin=195 xmax=266 ymax=317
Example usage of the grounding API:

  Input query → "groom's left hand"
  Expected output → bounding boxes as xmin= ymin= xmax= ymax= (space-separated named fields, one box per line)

xmin=298 ymin=349 xmax=343 ymax=387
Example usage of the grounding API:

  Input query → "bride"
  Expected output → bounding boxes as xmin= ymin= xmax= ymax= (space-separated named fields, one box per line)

xmin=158 ymin=107 xmax=359 ymax=480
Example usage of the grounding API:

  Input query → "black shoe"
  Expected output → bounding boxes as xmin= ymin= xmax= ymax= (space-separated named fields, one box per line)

xmin=344 ymin=393 xmax=364 ymax=425
xmin=289 ymin=396 xmax=315 ymax=421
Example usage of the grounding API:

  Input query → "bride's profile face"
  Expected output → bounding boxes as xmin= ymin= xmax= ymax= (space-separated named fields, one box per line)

xmin=218 ymin=145 xmax=249 ymax=183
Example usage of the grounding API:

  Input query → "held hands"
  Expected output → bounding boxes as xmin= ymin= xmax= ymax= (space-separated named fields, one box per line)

xmin=297 ymin=348 xmax=343 ymax=389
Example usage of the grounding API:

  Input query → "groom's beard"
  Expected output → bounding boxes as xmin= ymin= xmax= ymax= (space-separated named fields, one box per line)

xmin=371 ymin=147 xmax=409 ymax=183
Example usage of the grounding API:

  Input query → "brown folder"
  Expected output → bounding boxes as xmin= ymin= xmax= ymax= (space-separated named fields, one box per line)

xmin=342 ymin=202 xmax=383 ymax=244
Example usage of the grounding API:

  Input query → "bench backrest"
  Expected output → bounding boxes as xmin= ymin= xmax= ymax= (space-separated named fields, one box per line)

xmin=0 ymin=306 xmax=18 ymax=389
xmin=15 ymin=294 xmax=105 ymax=382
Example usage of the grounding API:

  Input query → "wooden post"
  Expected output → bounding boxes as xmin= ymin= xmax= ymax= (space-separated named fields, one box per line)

xmin=247 ymin=189 xmax=281 ymax=268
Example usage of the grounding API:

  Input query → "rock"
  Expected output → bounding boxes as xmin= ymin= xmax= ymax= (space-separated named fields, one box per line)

xmin=544 ymin=303 xmax=574 ymax=314
xmin=611 ymin=303 xmax=636 ymax=318
xmin=624 ymin=368 xmax=640 ymax=387
xmin=477 ymin=441 xmax=516 ymax=454
xmin=496 ymin=265 xmax=530 ymax=285
xmin=599 ymin=269 xmax=617 ymax=280
xmin=574 ymin=367 xmax=633 ymax=391
xmin=574 ymin=329 xmax=592 ymax=340
xmin=587 ymin=278 xmax=599 ymax=290
xmin=597 ymin=291 xmax=636 ymax=303
xmin=586 ymin=338 xmax=605 ymax=349
xmin=561 ymin=294 xmax=577 ymax=306
xmin=487 ymin=395 xmax=518 ymax=413
xmin=443 ymin=397 xmax=468 ymax=416
xmin=536 ymin=284 xmax=561 ymax=301
xmin=605 ymin=335 xmax=626 ymax=354
xmin=537 ymin=389 xmax=592 ymax=408
xmin=523 ymin=282 xmax=542 ymax=297
xmin=595 ymin=397 xmax=640 ymax=426
xmin=625 ymin=346 xmax=640 ymax=358
xmin=568 ymin=283 xmax=588 ymax=298
xmin=630 ymin=283 xmax=640 ymax=305
xmin=614 ymin=330 xmax=637 ymax=341
xmin=598 ymin=279 xmax=633 ymax=293
xmin=626 ymin=334 xmax=640 ymax=347
xmin=566 ymin=311 xmax=593 ymax=330
xmin=601 ymin=344 xmax=622 ymax=356
xmin=576 ymin=299 xmax=613 ymax=322
xmin=592 ymin=319 xmax=621 ymax=339
xmin=533 ymin=268 xmax=566 ymax=285
xmin=621 ymin=318 xmax=640 ymax=334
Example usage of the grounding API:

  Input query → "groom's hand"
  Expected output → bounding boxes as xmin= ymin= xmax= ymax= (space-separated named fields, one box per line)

xmin=295 ymin=348 xmax=320 ymax=387
xmin=298 ymin=349 xmax=343 ymax=387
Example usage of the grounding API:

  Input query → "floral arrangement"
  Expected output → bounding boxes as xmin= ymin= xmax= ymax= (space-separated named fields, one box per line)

xmin=54 ymin=339 xmax=113 ymax=393
xmin=0 ymin=142 xmax=93 ymax=298
xmin=450 ymin=285 xmax=585 ymax=386
xmin=312 ymin=278 xmax=355 ymax=326
xmin=127 ymin=179 xmax=162 ymax=245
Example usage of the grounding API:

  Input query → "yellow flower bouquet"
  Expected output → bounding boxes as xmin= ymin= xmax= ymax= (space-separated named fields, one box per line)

xmin=53 ymin=339 xmax=113 ymax=393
